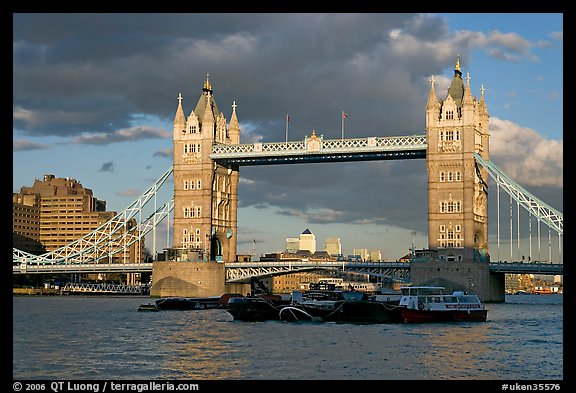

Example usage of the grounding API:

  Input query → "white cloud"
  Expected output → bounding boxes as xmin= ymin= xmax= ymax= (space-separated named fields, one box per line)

xmin=489 ymin=117 xmax=562 ymax=187
xmin=73 ymin=126 xmax=170 ymax=145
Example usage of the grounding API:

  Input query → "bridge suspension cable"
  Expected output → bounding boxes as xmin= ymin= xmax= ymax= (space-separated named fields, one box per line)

xmin=474 ymin=153 xmax=562 ymax=235
xmin=13 ymin=166 xmax=175 ymax=266
xmin=474 ymin=153 xmax=562 ymax=263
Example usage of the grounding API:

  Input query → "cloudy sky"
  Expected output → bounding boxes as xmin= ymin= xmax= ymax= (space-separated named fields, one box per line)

xmin=13 ymin=13 xmax=563 ymax=261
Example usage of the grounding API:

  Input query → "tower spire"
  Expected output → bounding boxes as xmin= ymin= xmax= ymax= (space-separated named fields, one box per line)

xmin=173 ymin=92 xmax=185 ymax=127
xmin=463 ymin=72 xmax=473 ymax=105
xmin=456 ymin=54 xmax=461 ymax=72
xmin=427 ymin=75 xmax=439 ymax=108
xmin=229 ymin=100 xmax=240 ymax=144
xmin=203 ymin=73 xmax=212 ymax=94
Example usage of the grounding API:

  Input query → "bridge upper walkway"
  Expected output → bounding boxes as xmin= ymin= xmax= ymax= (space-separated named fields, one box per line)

xmin=210 ymin=134 xmax=427 ymax=165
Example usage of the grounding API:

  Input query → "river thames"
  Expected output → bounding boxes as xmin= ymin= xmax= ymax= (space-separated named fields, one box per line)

xmin=13 ymin=294 xmax=563 ymax=382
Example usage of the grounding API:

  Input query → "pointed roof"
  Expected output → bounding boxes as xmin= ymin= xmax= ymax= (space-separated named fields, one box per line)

xmin=446 ymin=55 xmax=464 ymax=108
xmin=462 ymin=72 xmax=474 ymax=105
xmin=229 ymin=100 xmax=240 ymax=130
xmin=193 ymin=74 xmax=220 ymax=121
xmin=426 ymin=75 xmax=439 ymax=108
xmin=173 ymin=93 xmax=186 ymax=126
xmin=301 ymin=228 xmax=313 ymax=235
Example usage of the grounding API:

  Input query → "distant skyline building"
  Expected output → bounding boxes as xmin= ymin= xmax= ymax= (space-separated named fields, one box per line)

xmin=324 ymin=237 xmax=342 ymax=257
xmin=285 ymin=237 xmax=299 ymax=253
xmin=353 ymin=248 xmax=369 ymax=261
xmin=299 ymin=228 xmax=316 ymax=254
xmin=369 ymin=249 xmax=382 ymax=262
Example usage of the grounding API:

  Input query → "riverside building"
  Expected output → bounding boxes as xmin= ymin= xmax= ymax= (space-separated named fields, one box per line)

xmin=13 ymin=174 xmax=145 ymax=283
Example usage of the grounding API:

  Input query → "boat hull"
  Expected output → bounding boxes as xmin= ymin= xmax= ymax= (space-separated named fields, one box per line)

xmin=400 ymin=307 xmax=488 ymax=323
xmin=338 ymin=300 xmax=403 ymax=323
xmin=226 ymin=297 xmax=285 ymax=321
xmin=299 ymin=300 xmax=403 ymax=323
xmin=155 ymin=297 xmax=222 ymax=311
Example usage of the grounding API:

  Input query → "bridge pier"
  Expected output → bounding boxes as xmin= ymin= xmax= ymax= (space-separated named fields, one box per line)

xmin=409 ymin=260 xmax=505 ymax=302
xmin=150 ymin=261 xmax=248 ymax=298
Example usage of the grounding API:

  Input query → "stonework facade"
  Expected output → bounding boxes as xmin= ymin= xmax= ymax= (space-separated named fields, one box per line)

xmin=425 ymin=57 xmax=490 ymax=263
xmin=172 ymin=77 xmax=239 ymax=262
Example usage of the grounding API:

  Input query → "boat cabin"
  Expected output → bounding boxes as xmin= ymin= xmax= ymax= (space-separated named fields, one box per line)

xmin=399 ymin=286 xmax=485 ymax=311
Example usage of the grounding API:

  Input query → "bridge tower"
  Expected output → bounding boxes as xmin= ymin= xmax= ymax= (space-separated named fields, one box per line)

xmin=172 ymin=76 xmax=239 ymax=262
xmin=412 ymin=56 xmax=502 ymax=301
xmin=151 ymin=76 xmax=242 ymax=297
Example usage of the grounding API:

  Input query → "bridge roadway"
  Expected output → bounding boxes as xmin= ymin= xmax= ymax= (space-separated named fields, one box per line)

xmin=14 ymin=260 xmax=563 ymax=282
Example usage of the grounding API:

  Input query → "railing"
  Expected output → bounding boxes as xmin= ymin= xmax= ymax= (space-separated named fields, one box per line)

xmin=211 ymin=134 xmax=427 ymax=161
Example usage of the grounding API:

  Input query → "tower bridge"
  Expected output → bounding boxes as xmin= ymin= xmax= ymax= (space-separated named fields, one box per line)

xmin=13 ymin=58 xmax=563 ymax=302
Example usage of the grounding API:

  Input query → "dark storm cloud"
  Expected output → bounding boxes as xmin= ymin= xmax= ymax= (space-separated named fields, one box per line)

xmin=13 ymin=13 xmax=439 ymax=140
xmin=13 ymin=13 xmax=561 ymax=236
xmin=238 ymin=159 xmax=429 ymax=231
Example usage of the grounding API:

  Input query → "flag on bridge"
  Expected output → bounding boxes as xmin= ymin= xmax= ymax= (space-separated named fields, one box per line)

xmin=342 ymin=111 xmax=348 ymax=119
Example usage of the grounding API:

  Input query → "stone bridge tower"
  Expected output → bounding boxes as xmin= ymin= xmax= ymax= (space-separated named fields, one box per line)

xmin=412 ymin=57 xmax=502 ymax=301
xmin=151 ymin=76 xmax=242 ymax=297
xmin=172 ymin=76 xmax=240 ymax=262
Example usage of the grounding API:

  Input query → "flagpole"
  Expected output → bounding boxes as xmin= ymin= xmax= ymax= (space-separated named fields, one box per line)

xmin=285 ymin=113 xmax=289 ymax=143
xmin=341 ymin=111 xmax=344 ymax=140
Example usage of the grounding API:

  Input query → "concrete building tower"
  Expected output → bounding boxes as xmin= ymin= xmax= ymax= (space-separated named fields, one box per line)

xmin=412 ymin=56 xmax=497 ymax=301
xmin=172 ymin=76 xmax=239 ymax=262
xmin=324 ymin=238 xmax=342 ymax=257
xmin=299 ymin=229 xmax=316 ymax=254
xmin=286 ymin=237 xmax=300 ymax=253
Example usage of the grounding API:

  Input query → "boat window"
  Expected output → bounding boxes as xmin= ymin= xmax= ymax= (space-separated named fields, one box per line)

xmin=443 ymin=296 xmax=458 ymax=303
xmin=343 ymin=292 xmax=366 ymax=301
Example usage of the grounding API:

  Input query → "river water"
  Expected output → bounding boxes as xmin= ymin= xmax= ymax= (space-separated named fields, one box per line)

xmin=12 ymin=294 xmax=563 ymax=382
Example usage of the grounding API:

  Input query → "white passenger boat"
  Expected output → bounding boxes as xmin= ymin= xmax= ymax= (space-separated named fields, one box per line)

xmin=398 ymin=286 xmax=488 ymax=323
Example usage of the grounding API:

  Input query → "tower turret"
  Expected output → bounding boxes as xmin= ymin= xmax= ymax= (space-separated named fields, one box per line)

xmin=228 ymin=101 xmax=241 ymax=144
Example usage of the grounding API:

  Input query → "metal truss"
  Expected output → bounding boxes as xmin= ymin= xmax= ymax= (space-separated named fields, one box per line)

xmin=13 ymin=167 xmax=174 ymax=266
xmin=14 ymin=262 xmax=154 ymax=274
xmin=211 ymin=134 xmax=427 ymax=166
xmin=474 ymin=153 xmax=563 ymax=235
xmin=61 ymin=282 xmax=147 ymax=294
xmin=225 ymin=261 xmax=411 ymax=283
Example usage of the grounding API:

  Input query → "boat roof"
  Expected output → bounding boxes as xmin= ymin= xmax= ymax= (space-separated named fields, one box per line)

xmin=401 ymin=286 xmax=445 ymax=290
